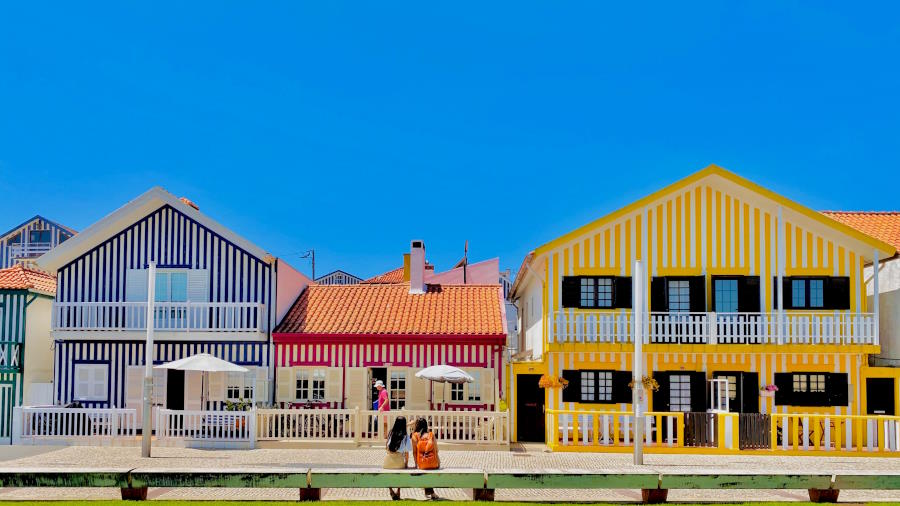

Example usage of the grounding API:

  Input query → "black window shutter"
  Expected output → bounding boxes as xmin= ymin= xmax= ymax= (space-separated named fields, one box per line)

xmin=612 ymin=371 xmax=633 ymax=403
xmin=614 ymin=277 xmax=632 ymax=309
xmin=738 ymin=277 xmax=761 ymax=313
xmin=652 ymin=373 xmax=670 ymax=412
xmin=774 ymin=373 xmax=792 ymax=405
xmin=650 ymin=277 xmax=667 ymax=312
xmin=773 ymin=276 xmax=793 ymax=309
xmin=689 ymin=276 xmax=707 ymax=313
xmin=741 ymin=372 xmax=760 ymax=413
xmin=561 ymin=370 xmax=581 ymax=403
xmin=690 ymin=372 xmax=708 ymax=412
xmin=561 ymin=276 xmax=580 ymax=308
xmin=827 ymin=373 xmax=849 ymax=407
xmin=825 ymin=277 xmax=851 ymax=310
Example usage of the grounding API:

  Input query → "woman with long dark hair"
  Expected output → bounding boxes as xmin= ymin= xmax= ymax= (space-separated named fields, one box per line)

xmin=383 ymin=416 xmax=411 ymax=500
xmin=411 ymin=417 xmax=440 ymax=499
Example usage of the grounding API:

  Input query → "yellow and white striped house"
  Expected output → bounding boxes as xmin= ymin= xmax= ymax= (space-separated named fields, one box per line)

xmin=508 ymin=165 xmax=900 ymax=455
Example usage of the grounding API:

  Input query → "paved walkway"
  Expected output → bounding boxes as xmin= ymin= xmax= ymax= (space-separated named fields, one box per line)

xmin=1 ymin=444 xmax=900 ymax=502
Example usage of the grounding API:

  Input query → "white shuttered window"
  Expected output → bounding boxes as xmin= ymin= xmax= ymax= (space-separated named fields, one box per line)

xmin=74 ymin=363 xmax=109 ymax=401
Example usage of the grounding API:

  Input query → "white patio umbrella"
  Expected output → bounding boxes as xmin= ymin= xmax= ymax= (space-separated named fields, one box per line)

xmin=155 ymin=353 xmax=252 ymax=407
xmin=416 ymin=365 xmax=473 ymax=410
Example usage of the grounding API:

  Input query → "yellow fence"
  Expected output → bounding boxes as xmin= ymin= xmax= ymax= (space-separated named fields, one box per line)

xmin=547 ymin=409 xmax=900 ymax=456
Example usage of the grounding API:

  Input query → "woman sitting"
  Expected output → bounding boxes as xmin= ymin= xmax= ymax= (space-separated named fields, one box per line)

xmin=411 ymin=417 xmax=440 ymax=499
xmin=383 ymin=416 xmax=411 ymax=500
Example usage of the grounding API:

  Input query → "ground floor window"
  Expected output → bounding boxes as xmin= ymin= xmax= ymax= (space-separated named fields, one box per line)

xmin=390 ymin=370 xmax=406 ymax=409
xmin=296 ymin=368 xmax=326 ymax=402
xmin=669 ymin=374 xmax=692 ymax=412
xmin=227 ymin=370 xmax=254 ymax=401
xmin=467 ymin=371 xmax=482 ymax=402
xmin=74 ymin=363 xmax=109 ymax=402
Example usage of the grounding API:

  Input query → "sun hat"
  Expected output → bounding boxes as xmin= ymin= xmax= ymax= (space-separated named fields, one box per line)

xmin=374 ymin=380 xmax=385 ymax=388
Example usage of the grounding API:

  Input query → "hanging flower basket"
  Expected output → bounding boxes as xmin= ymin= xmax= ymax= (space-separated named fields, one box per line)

xmin=628 ymin=376 xmax=660 ymax=392
xmin=538 ymin=374 xmax=569 ymax=390
xmin=760 ymin=385 xmax=778 ymax=398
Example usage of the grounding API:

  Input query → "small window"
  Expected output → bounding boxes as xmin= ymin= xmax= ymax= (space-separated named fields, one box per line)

xmin=810 ymin=279 xmax=824 ymax=308
xmin=668 ymin=280 xmax=691 ymax=313
xmin=714 ymin=279 xmax=738 ymax=313
xmin=580 ymin=278 xmax=595 ymax=307
xmin=578 ymin=371 xmax=613 ymax=403
xmin=74 ymin=363 xmax=109 ymax=401
xmin=7 ymin=232 xmax=22 ymax=245
xmin=792 ymin=280 xmax=806 ymax=308
xmin=296 ymin=369 xmax=325 ymax=402
xmin=451 ymin=383 xmax=464 ymax=401
xmin=669 ymin=374 xmax=692 ymax=412
xmin=597 ymin=279 xmax=613 ymax=307
xmin=29 ymin=230 xmax=52 ymax=243
xmin=580 ymin=371 xmax=596 ymax=402
xmin=390 ymin=370 xmax=406 ymax=409
xmin=226 ymin=371 xmax=254 ymax=401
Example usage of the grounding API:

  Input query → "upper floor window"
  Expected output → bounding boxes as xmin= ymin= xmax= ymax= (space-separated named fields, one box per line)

xmin=29 ymin=229 xmax=52 ymax=243
xmin=7 ymin=233 xmax=22 ymax=245
xmin=155 ymin=272 xmax=188 ymax=302
xmin=650 ymin=276 xmax=707 ymax=313
xmin=668 ymin=280 xmax=691 ymax=313
xmin=779 ymin=277 xmax=842 ymax=309
xmin=562 ymin=276 xmax=631 ymax=309
xmin=714 ymin=279 xmax=738 ymax=313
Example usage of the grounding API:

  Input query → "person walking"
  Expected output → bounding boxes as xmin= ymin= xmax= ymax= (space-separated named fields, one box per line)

xmin=383 ymin=416 xmax=411 ymax=500
xmin=375 ymin=380 xmax=390 ymax=436
xmin=411 ymin=417 xmax=440 ymax=500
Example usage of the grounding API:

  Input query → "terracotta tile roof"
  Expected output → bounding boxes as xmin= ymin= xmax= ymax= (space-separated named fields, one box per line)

xmin=0 ymin=265 xmax=56 ymax=294
xmin=361 ymin=267 xmax=405 ymax=284
xmin=821 ymin=211 xmax=900 ymax=252
xmin=274 ymin=283 xmax=506 ymax=336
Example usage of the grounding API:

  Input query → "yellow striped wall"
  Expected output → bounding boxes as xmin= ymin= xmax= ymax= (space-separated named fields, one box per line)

xmin=538 ymin=175 xmax=873 ymax=346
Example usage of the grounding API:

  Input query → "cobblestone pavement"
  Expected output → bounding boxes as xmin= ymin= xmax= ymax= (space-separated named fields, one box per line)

xmin=1 ymin=444 xmax=900 ymax=502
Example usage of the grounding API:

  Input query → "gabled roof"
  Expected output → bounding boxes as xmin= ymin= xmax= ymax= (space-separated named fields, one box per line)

xmin=0 ymin=215 xmax=77 ymax=241
xmin=315 ymin=269 xmax=362 ymax=282
xmin=0 ymin=265 xmax=56 ymax=296
xmin=274 ymin=283 xmax=506 ymax=337
xmin=821 ymin=211 xmax=900 ymax=255
xmin=36 ymin=187 xmax=274 ymax=273
xmin=362 ymin=266 xmax=405 ymax=284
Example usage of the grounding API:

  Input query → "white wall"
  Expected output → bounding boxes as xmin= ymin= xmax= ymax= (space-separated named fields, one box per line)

xmin=275 ymin=259 xmax=313 ymax=325
xmin=24 ymin=295 xmax=54 ymax=405
xmin=516 ymin=278 xmax=544 ymax=360
xmin=867 ymin=257 xmax=900 ymax=365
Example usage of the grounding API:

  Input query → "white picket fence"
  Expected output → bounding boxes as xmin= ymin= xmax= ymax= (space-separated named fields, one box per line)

xmin=12 ymin=406 xmax=508 ymax=448
xmin=12 ymin=407 xmax=139 ymax=446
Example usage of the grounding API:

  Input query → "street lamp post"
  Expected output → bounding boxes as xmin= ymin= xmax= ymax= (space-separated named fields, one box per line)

xmin=141 ymin=261 xmax=156 ymax=458
xmin=633 ymin=260 xmax=644 ymax=465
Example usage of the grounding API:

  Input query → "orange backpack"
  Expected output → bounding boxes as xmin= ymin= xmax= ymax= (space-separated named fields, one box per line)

xmin=414 ymin=431 xmax=440 ymax=470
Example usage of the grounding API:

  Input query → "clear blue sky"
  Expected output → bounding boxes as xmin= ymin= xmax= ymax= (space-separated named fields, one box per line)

xmin=1 ymin=3 xmax=898 ymax=280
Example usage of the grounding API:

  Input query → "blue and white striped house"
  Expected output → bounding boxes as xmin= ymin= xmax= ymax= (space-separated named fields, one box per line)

xmin=0 ymin=216 xmax=76 ymax=269
xmin=36 ymin=189 xmax=284 ymax=427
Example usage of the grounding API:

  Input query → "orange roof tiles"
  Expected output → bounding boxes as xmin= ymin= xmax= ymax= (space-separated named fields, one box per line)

xmin=0 ymin=265 xmax=56 ymax=294
xmin=275 ymin=283 xmax=505 ymax=336
xmin=361 ymin=267 xmax=405 ymax=284
xmin=822 ymin=211 xmax=900 ymax=252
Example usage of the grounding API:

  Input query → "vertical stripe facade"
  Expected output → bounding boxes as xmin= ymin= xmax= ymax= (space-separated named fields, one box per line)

xmin=0 ymin=218 xmax=72 ymax=269
xmin=54 ymin=340 xmax=269 ymax=409
xmin=56 ymin=205 xmax=273 ymax=312
xmin=0 ymin=291 xmax=28 ymax=440
xmin=275 ymin=341 xmax=504 ymax=411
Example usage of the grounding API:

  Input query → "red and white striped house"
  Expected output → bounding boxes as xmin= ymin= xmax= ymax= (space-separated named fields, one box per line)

xmin=273 ymin=240 xmax=508 ymax=411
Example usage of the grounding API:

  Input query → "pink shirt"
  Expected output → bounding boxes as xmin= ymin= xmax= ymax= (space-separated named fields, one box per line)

xmin=378 ymin=389 xmax=390 ymax=411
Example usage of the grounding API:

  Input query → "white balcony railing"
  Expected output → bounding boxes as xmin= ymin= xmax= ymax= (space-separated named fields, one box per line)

xmin=52 ymin=301 xmax=266 ymax=333
xmin=552 ymin=311 xmax=877 ymax=346
xmin=8 ymin=242 xmax=53 ymax=259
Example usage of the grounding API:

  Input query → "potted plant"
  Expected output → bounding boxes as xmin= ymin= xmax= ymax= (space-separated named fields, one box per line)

xmin=538 ymin=374 xmax=569 ymax=389
xmin=628 ymin=376 xmax=660 ymax=392
xmin=760 ymin=385 xmax=778 ymax=398
xmin=224 ymin=399 xmax=253 ymax=429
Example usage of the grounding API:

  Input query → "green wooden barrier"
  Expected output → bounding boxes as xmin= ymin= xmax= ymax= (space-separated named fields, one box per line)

xmin=308 ymin=469 xmax=485 ymax=489
xmin=0 ymin=468 xmax=129 ymax=488
xmin=834 ymin=474 xmax=900 ymax=490
xmin=487 ymin=470 xmax=659 ymax=489
xmin=129 ymin=468 xmax=311 ymax=488
xmin=660 ymin=473 xmax=833 ymax=490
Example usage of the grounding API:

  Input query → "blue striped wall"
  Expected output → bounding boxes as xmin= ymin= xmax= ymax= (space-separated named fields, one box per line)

xmin=56 ymin=204 xmax=274 ymax=312
xmin=55 ymin=340 xmax=269 ymax=408
xmin=0 ymin=217 xmax=72 ymax=269
xmin=0 ymin=291 xmax=28 ymax=440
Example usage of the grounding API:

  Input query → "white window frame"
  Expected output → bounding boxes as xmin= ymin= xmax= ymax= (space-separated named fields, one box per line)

xmin=669 ymin=374 xmax=692 ymax=412
xmin=73 ymin=363 xmax=109 ymax=402
xmin=467 ymin=371 xmax=482 ymax=402
xmin=390 ymin=370 xmax=407 ymax=409
xmin=296 ymin=368 xmax=326 ymax=402
xmin=226 ymin=370 xmax=255 ymax=401
xmin=668 ymin=280 xmax=691 ymax=313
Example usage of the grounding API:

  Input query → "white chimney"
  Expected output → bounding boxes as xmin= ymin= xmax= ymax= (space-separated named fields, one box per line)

xmin=409 ymin=240 xmax=426 ymax=294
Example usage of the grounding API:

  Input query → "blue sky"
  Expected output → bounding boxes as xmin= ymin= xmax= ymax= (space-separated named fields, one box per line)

xmin=1 ymin=2 xmax=898 ymax=280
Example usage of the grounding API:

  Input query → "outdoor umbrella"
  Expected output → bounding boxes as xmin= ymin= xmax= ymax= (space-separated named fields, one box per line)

xmin=416 ymin=365 xmax=474 ymax=410
xmin=155 ymin=353 xmax=252 ymax=407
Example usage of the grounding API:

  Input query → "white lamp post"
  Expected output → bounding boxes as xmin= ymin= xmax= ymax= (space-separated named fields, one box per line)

xmin=633 ymin=260 xmax=644 ymax=465
xmin=141 ymin=261 xmax=156 ymax=458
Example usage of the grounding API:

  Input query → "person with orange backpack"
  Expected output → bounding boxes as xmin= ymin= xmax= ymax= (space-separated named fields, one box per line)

xmin=411 ymin=417 xmax=440 ymax=500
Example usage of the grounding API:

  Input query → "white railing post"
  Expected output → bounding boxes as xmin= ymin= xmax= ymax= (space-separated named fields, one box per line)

xmin=11 ymin=407 xmax=22 ymax=445
xmin=708 ymin=312 xmax=717 ymax=345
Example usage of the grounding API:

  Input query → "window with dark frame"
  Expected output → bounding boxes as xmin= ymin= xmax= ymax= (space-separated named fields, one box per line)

xmin=790 ymin=278 xmax=827 ymax=309
xmin=579 ymin=277 xmax=613 ymax=308
xmin=669 ymin=374 xmax=692 ymax=412
xmin=29 ymin=229 xmax=52 ymax=243
xmin=714 ymin=279 xmax=738 ymax=313
xmin=577 ymin=370 xmax=614 ymax=402
xmin=668 ymin=280 xmax=691 ymax=312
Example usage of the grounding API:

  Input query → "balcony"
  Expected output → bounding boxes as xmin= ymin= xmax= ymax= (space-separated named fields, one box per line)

xmin=52 ymin=301 xmax=266 ymax=336
xmin=551 ymin=310 xmax=877 ymax=346
xmin=8 ymin=242 xmax=53 ymax=260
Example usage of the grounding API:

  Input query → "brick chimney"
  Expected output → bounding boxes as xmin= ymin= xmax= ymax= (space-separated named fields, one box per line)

xmin=409 ymin=240 xmax=426 ymax=294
